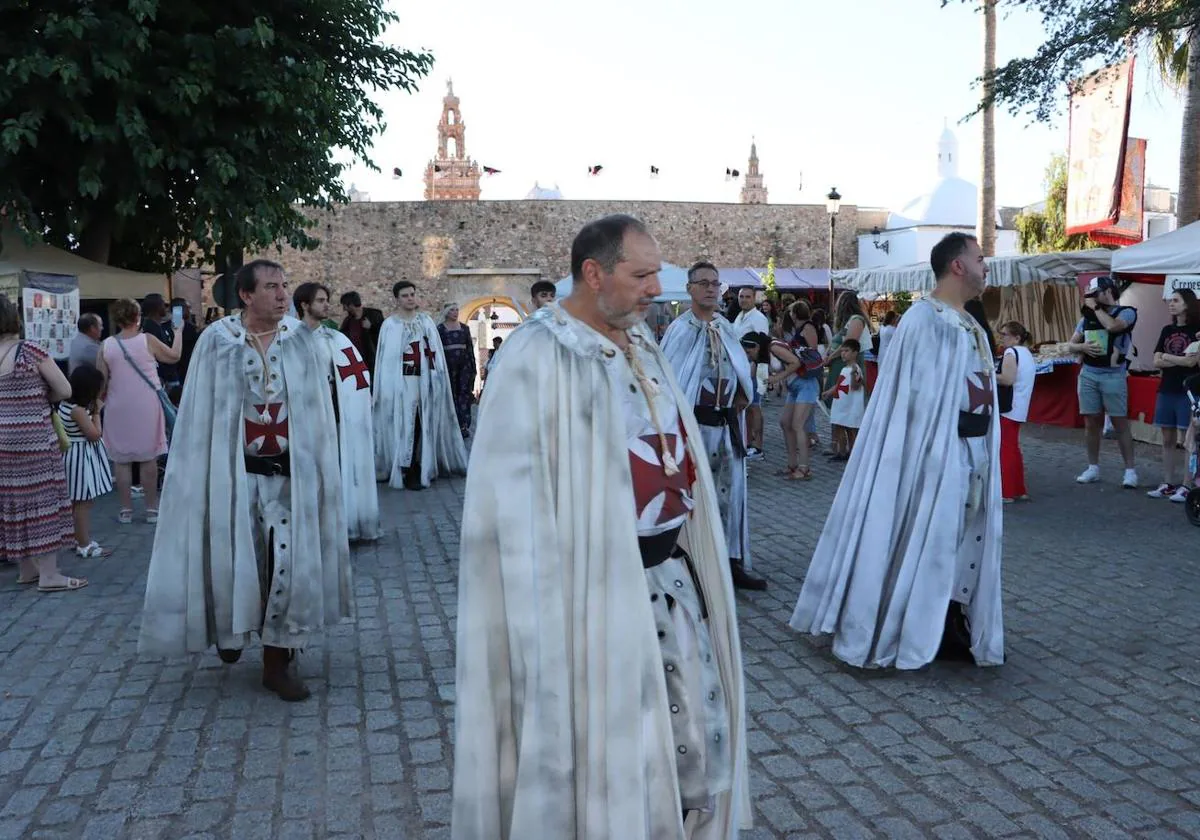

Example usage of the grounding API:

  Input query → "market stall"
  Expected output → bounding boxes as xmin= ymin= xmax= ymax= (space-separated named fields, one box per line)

xmin=833 ymin=250 xmax=1116 ymax=429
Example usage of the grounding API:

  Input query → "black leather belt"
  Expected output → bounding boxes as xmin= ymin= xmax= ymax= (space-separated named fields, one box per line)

xmin=639 ymin=526 xmax=683 ymax=569
xmin=245 ymin=452 xmax=291 ymax=477
xmin=692 ymin=405 xmax=729 ymax=427
xmin=958 ymin=411 xmax=990 ymax=439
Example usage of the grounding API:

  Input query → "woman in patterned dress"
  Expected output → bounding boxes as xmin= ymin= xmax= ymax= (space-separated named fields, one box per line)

xmin=0 ymin=294 xmax=87 ymax=592
xmin=60 ymin=364 xmax=114 ymax=557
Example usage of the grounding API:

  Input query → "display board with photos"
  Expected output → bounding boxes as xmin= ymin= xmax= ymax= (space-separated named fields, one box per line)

xmin=20 ymin=272 xmax=80 ymax=360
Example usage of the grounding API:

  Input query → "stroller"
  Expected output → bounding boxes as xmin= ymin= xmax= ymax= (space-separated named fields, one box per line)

xmin=1186 ymin=374 xmax=1200 ymax=527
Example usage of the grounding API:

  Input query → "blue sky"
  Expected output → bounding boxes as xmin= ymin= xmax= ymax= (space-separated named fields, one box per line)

xmin=338 ymin=0 xmax=1185 ymax=212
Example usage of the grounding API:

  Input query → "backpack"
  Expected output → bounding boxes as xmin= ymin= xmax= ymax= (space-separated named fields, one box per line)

xmin=788 ymin=322 xmax=825 ymax=380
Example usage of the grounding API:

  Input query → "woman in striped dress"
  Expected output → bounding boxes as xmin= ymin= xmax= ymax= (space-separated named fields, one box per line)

xmin=60 ymin=365 xmax=114 ymax=557
xmin=0 ymin=294 xmax=87 ymax=592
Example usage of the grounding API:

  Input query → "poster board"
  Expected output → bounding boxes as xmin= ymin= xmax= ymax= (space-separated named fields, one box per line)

xmin=1163 ymin=274 xmax=1200 ymax=299
xmin=20 ymin=272 xmax=80 ymax=360
xmin=1065 ymin=60 xmax=1135 ymax=235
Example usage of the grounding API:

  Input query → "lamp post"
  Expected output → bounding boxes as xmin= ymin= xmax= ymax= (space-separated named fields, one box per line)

xmin=826 ymin=187 xmax=842 ymax=313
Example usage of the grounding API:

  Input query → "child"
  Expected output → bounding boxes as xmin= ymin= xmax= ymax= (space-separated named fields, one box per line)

xmin=823 ymin=338 xmax=866 ymax=460
xmin=59 ymin=365 xmax=114 ymax=557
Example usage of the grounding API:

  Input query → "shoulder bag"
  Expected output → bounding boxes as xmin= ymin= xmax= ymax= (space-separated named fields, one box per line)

xmin=996 ymin=349 xmax=1016 ymax=414
xmin=115 ymin=336 xmax=177 ymax=441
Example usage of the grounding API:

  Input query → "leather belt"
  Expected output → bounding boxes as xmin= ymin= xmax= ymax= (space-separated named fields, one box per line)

xmin=957 ymin=411 xmax=990 ymax=439
xmin=639 ymin=526 xmax=683 ymax=569
xmin=245 ymin=452 xmax=291 ymax=477
xmin=692 ymin=404 xmax=746 ymax=457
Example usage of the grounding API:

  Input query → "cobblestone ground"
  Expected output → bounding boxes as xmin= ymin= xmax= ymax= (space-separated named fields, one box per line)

xmin=1 ymin=403 xmax=1198 ymax=839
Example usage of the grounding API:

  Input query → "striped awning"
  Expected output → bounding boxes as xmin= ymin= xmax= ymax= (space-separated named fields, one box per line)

xmin=834 ymin=249 xmax=1114 ymax=294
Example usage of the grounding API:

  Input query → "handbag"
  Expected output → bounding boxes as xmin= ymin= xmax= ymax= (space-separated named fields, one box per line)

xmin=115 ymin=337 xmax=177 ymax=441
xmin=51 ymin=408 xmax=70 ymax=453
xmin=996 ymin=349 xmax=1016 ymax=414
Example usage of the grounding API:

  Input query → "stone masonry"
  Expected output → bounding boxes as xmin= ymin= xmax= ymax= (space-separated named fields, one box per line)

xmin=249 ymin=200 xmax=859 ymax=313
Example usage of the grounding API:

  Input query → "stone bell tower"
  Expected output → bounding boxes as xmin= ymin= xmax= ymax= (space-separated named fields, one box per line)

xmin=740 ymin=139 xmax=768 ymax=204
xmin=423 ymin=79 xmax=482 ymax=201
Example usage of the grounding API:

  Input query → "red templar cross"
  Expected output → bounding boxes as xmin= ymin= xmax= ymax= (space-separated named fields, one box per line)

xmin=245 ymin=403 xmax=289 ymax=456
xmin=403 ymin=340 xmax=437 ymax=376
xmin=336 ymin=347 xmax=370 ymax=391
xmin=967 ymin=373 xmax=993 ymax=414
xmin=833 ymin=379 xmax=850 ymax=399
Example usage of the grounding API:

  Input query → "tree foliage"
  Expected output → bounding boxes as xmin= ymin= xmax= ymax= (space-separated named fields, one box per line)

xmin=951 ymin=0 xmax=1199 ymax=120
xmin=763 ymin=255 xmax=777 ymax=298
xmin=1014 ymin=154 xmax=1095 ymax=253
xmin=0 ymin=1 xmax=433 ymax=272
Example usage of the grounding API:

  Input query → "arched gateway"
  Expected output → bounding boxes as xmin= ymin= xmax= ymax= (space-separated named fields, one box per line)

xmin=439 ymin=268 xmax=541 ymax=394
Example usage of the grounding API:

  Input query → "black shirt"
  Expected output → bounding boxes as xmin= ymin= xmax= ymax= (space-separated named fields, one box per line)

xmin=1155 ymin=323 xmax=1199 ymax=393
xmin=141 ymin=317 xmax=179 ymax=384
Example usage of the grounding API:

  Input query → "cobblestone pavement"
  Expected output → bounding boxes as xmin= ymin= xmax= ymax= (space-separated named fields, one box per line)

xmin=2 ymin=402 xmax=1198 ymax=840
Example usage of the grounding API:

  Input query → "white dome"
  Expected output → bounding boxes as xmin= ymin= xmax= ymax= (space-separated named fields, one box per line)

xmin=886 ymin=176 xmax=1001 ymax=229
xmin=525 ymin=181 xmax=563 ymax=200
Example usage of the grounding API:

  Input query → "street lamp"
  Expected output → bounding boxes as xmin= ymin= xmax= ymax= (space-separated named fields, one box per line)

xmin=826 ymin=187 xmax=842 ymax=313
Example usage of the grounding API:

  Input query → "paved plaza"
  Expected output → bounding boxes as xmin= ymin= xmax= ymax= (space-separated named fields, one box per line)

xmin=2 ymin=403 xmax=1199 ymax=839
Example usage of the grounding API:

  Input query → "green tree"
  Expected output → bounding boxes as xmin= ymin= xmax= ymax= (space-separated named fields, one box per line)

xmin=951 ymin=0 xmax=1200 ymax=227
xmin=0 ymin=1 xmax=433 ymax=273
xmin=1013 ymin=154 xmax=1094 ymax=253
xmin=763 ymin=255 xmax=778 ymax=299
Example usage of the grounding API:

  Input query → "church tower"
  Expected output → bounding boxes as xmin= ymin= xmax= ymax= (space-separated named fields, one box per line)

xmin=740 ymin=139 xmax=768 ymax=204
xmin=937 ymin=124 xmax=960 ymax=179
xmin=423 ymin=80 xmax=482 ymax=201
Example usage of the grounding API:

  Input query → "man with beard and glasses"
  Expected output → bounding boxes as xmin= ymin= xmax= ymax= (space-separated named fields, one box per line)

xmin=790 ymin=232 xmax=1004 ymax=670
xmin=453 ymin=215 xmax=750 ymax=839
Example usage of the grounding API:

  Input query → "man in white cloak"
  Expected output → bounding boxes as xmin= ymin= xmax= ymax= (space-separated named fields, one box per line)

xmin=453 ymin=215 xmax=751 ymax=840
xmin=373 ymin=280 xmax=468 ymax=490
xmin=138 ymin=260 xmax=354 ymax=701
xmin=661 ymin=262 xmax=766 ymax=591
xmin=790 ymin=231 xmax=1004 ymax=670
xmin=295 ymin=282 xmax=381 ymax=543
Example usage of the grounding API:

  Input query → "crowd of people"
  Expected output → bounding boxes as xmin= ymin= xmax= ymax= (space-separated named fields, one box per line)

xmin=2 ymin=213 xmax=1197 ymax=837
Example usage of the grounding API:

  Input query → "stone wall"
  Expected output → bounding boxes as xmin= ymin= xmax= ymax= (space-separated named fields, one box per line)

xmin=250 ymin=200 xmax=860 ymax=311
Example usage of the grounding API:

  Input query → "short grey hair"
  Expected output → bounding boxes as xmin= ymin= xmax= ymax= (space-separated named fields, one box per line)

xmin=77 ymin=313 xmax=101 ymax=332
xmin=569 ymin=214 xmax=649 ymax=279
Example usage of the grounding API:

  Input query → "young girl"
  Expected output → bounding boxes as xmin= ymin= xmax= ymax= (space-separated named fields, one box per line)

xmin=59 ymin=365 xmax=114 ymax=557
xmin=823 ymin=338 xmax=865 ymax=460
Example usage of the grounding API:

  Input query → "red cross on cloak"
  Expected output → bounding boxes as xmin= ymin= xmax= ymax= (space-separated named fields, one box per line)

xmin=967 ymin=373 xmax=993 ymax=413
xmin=423 ymin=339 xmax=437 ymax=368
xmin=336 ymin=347 xmax=370 ymax=390
xmin=402 ymin=341 xmax=421 ymax=376
xmin=628 ymin=433 xmax=694 ymax=526
xmin=245 ymin=403 xmax=289 ymax=456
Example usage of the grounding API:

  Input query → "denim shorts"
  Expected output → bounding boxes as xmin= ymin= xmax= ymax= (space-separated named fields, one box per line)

xmin=786 ymin=375 xmax=820 ymax=405
xmin=751 ymin=378 xmax=762 ymax=405
xmin=1077 ymin=366 xmax=1127 ymax=417
xmin=1154 ymin=390 xmax=1192 ymax=429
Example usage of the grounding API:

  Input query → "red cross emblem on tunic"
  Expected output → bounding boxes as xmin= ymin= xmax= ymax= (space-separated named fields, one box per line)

xmin=402 ymin=341 xmax=421 ymax=376
xmin=629 ymin=433 xmax=694 ymax=526
xmin=833 ymin=379 xmax=850 ymax=399
xmin=336 ymin=347 xmax=369 ymax=390
xmin=967 ymin=372 xmax=993 ymax=414
xmin=245 ymin=403 xmax=289 ymax=456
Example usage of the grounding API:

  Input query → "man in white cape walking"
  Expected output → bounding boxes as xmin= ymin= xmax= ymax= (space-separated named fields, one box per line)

xmin=373 ymin=280 xmax=467 ymax=490
xmin=790 ymin=232 xmax=1004 ymax=670
xmin=295 ymin=282 xmax=380 ymax=542
xmin=453 ymin=216 xmax=751 ymax=839
xmin=661 ymin=261 xmax=766 ymax=591
xmin=138 ymin=260 xmax=354 ymax=701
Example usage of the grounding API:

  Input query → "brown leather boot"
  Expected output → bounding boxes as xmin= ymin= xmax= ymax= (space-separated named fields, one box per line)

xmin=730 ymin=559 xmax=768 ymax=591
xmin=217 ymin=648 xmax=243 ymax=664
xmin=262 ymin=645 xmax=311 ymax=701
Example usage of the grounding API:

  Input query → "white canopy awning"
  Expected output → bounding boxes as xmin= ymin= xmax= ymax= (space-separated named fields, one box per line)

xmin=1111 ymin=220 xmax=1200 ymax=276
xmin=557 ymin=262 xmax=692 ymax=303
xmin=833 ymin=249 xmax=1114 ymax=294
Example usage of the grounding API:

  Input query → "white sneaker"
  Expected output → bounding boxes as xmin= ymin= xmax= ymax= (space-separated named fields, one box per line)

xmin=1169 ymin=485 xmax=1190 ymax=503
xmin=1122 ymin=469 xmax=1138 ymax=489
xmin=1147 ymin=483 xmax=1173 ymax=498
xmin=131 ymin=485 xmax=145 ymax=497
xmin=1076 ymin=465 xmax=1101 ymax=484
xmin=745 ymin=448 xmax=764 ymax=462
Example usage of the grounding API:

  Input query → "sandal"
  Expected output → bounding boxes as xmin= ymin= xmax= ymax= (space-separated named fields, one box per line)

xmin=774 ymin=466 xmax=799 ymax=476
xmin=118 ymin=509 xmax=133 ymax=524
xmin=787 ymin=467 xmax=813 ymax=481
xmin=145 ymin=509 xmax=159 ymax=525
xmin=38 ymin=576 xmax=88 ymax=593
xmin=74 ymin=542 xmax=111 ymax=558
xmin=16 ymin=575 xmax=38 ymax=585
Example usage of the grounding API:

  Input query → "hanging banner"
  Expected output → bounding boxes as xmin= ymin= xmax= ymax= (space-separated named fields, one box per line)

xmin=21 ymin=272 xmax=80 ymax=360
xmin=1065 ymin=59 xmax=1135 ymax=235
xmin=1090 ymin=136 xmax=1146 ymax=245
xmin=1163 ymin=274 xmax=1200 ymax=300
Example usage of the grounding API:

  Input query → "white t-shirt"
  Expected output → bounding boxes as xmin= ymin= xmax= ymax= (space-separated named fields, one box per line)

xmin=877 ymin=325 xmax=897 ymax=365
xmin=1001 ymin=345 xmax=1036 ymax=423
xmin=732 ymin=307 xmax=769 ymax=339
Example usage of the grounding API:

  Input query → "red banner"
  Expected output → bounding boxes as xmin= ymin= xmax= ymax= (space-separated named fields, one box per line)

xmin=1091 ymin=137 xmax=1146 ymax=245
xmin=1065 ymin=60 xmax=1135 ymax=235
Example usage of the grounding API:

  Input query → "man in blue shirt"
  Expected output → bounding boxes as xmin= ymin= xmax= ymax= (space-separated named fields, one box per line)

xmin=1067 ymin=276 xmax=1138 ymax=488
